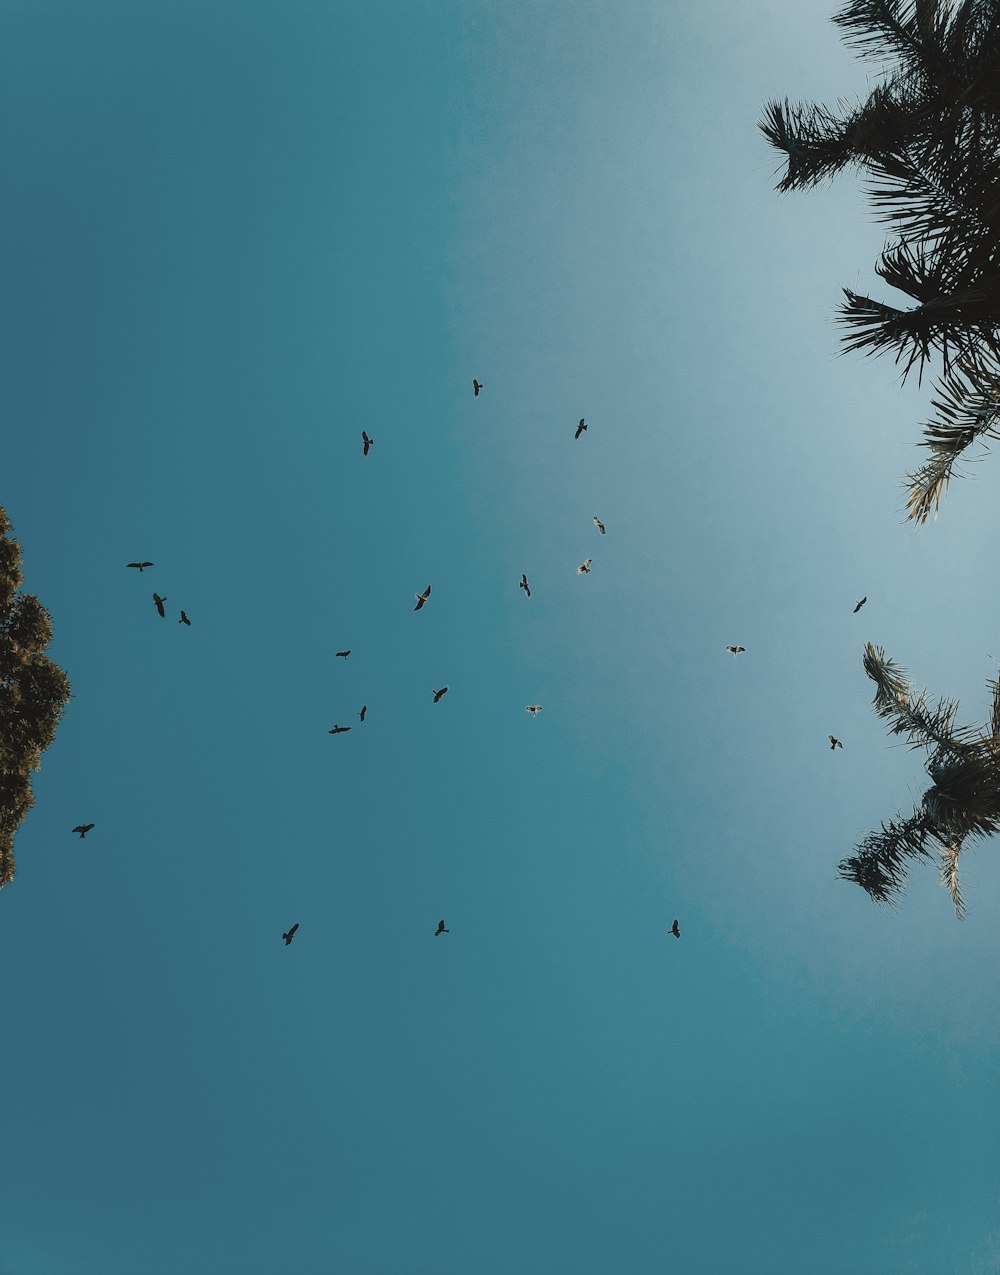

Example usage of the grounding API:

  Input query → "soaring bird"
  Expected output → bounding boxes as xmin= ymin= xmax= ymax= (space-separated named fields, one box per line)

xmin=328 ymin=724 xmax=352 ymax=734
xmin=854 ymin=596 xmax=867 ymax=613
xmin=179 ymin=610 xmax=191 ymax=626
xmin=153 ymin=593 xmax=167 ymax=617
xmin=667 ymin=918 xmax=681 ymax=939
xmin=433 ymin=686 xmax=449 ymax=703
xmin=72 ymin=824 xmax=95 ymax=838
xmin=724 ymin=645 xmax=746 ymax=656
xmin=577 ymin=559 xmax=592 ymax=574
xmin=335 ymin=650 xmax=351 ymax=659
xmin=414 ymin=585 xmax=432 ymax=611
xmin=362 ymin=431 xmax=374 ymax=456
xmin=473 ymin=379 xmax=483 ymax=397
xmin=593 ymin=517 xmax=606 ymax=535
xmin=282 ymin=923 xmax=299 ymax=946
xmin=575 ymin=419 xmax=587 ymax=439
xmin=127 ymin=561 xmax=154 ymax=572
xmin=435 ymin=919 xmax=449 ymax=936
xmin=829 ymin=735 xmax=843 ymax=750
xmin=525 ymin=705 xmax=542 ymax=715
xmin=359 ymin=705 xmax=367 ymax=722
xmin=519 ymin=574 xmax=531 ymax=597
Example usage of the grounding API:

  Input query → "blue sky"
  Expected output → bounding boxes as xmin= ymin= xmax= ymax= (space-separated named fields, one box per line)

xmin=4 ymin=2 xmax=1000 ymax=1272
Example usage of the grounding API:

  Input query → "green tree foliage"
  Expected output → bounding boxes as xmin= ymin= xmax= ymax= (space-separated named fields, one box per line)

xmin=839 ymin=642 xmax=1000 ymax=915
xmin=760 ymin=0 xmax=1000 ymax=521
xmin=0 ymin=505 xmax=71 ymax=886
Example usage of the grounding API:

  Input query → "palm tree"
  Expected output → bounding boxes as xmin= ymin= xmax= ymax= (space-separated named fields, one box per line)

xmin=839 ymin=642 xmax=1000 ymax=916
xmin=760 ymin=0 xmax=1000 ymax=522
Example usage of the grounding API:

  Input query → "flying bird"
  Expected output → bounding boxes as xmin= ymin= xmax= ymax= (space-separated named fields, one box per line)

xmin=473 ymin=379 xmax=483 ymax=397
xmin=153 ymin=593 xmax=167 ymax=618
xmin=829 ymin=735 xmax=843 ymax=750
xmin=433 ymin=686 xmax=449 ymax=703
xmin=724 ymin=645 xmax=745 ymax=656
xmin=282 ymin=923 xmax=299 ymax=946
xmin=413 ymin=585 xmax=432 ymax=611
xmin=435 ymin=919 xmax=449 ymax=936
xmin=519 ymin=574 xmax=531 ymax=598
xmin=525 ymin=705 xmax=542 ymax=715
xmin=72 ymin=824 xmax=95 ymax=838
xmin=179 ymin=610 xmax=191 ymax=626
xmin=359 ymin=705 xmax=367 ymax=722
xmin=335 ymin=650 xmax=351 ymax=659
xmin=667 ymin=918 xmax=681 ymax=939
xmin=127 ymin=561 xmax=154 ymax=572
xmin=577 ymin=559 xmax=592 ymax=574
xmin=362 ymin=431 xmax=374 ymax=456
xmin=575 ymin=419 xmax=587 ymax=439
xmin=593 ymin=517 xmax=606 ymax=535
xmin=328 ymin=724 xmax=352 ymax=734
xmin=853 ymin=596 xmax=867 ymax=613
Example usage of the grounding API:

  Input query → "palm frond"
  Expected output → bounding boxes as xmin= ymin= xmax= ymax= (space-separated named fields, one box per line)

xmin=988 ymin=669 xmax=1000 ymax=739
xmin=758 ymin=98 xmax=867 ymax=191
xmin=939 ymin=840 xmax=966 ymax=917
xmin=862 ymin=642 xmax=971 ymax=750
xmin=838 ymin=810 xmax=935 ymax=905
xmin=904 ymin=354 xmax=1000 ymax=520
xmin=832 ymin=0 xmax=926 ymax=65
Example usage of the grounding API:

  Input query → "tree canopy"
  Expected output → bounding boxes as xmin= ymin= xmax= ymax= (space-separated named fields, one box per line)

xmin=839 ymin=642 xmax=1000 ymax=915
xmin=761 ymin=0 xmax=1000 ymax=521
xmin=0 ymin=506 xmax=71 ymax=886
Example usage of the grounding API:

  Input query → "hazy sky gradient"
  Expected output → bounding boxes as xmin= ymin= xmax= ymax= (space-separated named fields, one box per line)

xmin=4 ymin=3 xmax=1000 ymax=1272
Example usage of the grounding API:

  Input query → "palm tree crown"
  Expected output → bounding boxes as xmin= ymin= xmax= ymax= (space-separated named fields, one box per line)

xmin=839 ymin=641 xmax=1000 ymax=916
xmin=761 ymin=0 xmax=1000 ymax=522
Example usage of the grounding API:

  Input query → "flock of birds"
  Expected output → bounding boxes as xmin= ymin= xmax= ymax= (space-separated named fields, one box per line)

xmin=70 ymin=387 xmax=871 ymax=947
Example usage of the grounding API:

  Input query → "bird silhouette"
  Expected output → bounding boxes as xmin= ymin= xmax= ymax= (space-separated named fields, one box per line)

xmin=328 ymin=724 xmax=352 ymax=734
xmin=72 ymin=823 xmax=95 ymax=838
xmin=829 ymin=735 xmax=843 ymax=750
xmin=473 ymin=379 xmax=483 ymax=397
xmin=362 ymin=430 xmax=374 ymax=456
xmin=593 ymin=517 xmax=606 ymax=535
xmin=433 ymin=686 xmax=449 ymax=703
xmin=359 ymin=705 xmax=367 ymax=722
xmin=854 ymin=597 xmax=867 ymax=613
xmin=335 ymin=650 xmax=351 ymax=659
xmin=435 ymin=919 xmax=449 ymax=935
xmin=724 ymin=645 xmax=746 ymax=656
xmin=179 ymin=610 xmax=191 ymax=626
xmin=577 ymin=559 xmax=592 ymax=574
xmin=282 ymin=923 xmax=299 ymax=946
xmin=127 ymin=561 xmax=153 ymax=572
xmin=668 ymin=918 xmax=681 ymax=939
xmin=414 ymin=585 xmax=432 ymax=611
xmin=575 ymin=419 xmax=587 ymax=439
xmin=153 ymin=593 xmax=167 ymax=618
xmin=519 ymin=574 xmax=531 ymax=597
xmin=525 ymin=705 xmax=542 ymax=715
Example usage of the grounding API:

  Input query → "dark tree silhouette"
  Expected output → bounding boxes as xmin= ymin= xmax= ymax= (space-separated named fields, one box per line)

xmin=761 ymin=0 xmax=1000 ymax=522
xmin=0 ymin=505 xmax=72 ymax=886
xmin=839 ymin=642 xmax=1000 ymax=916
